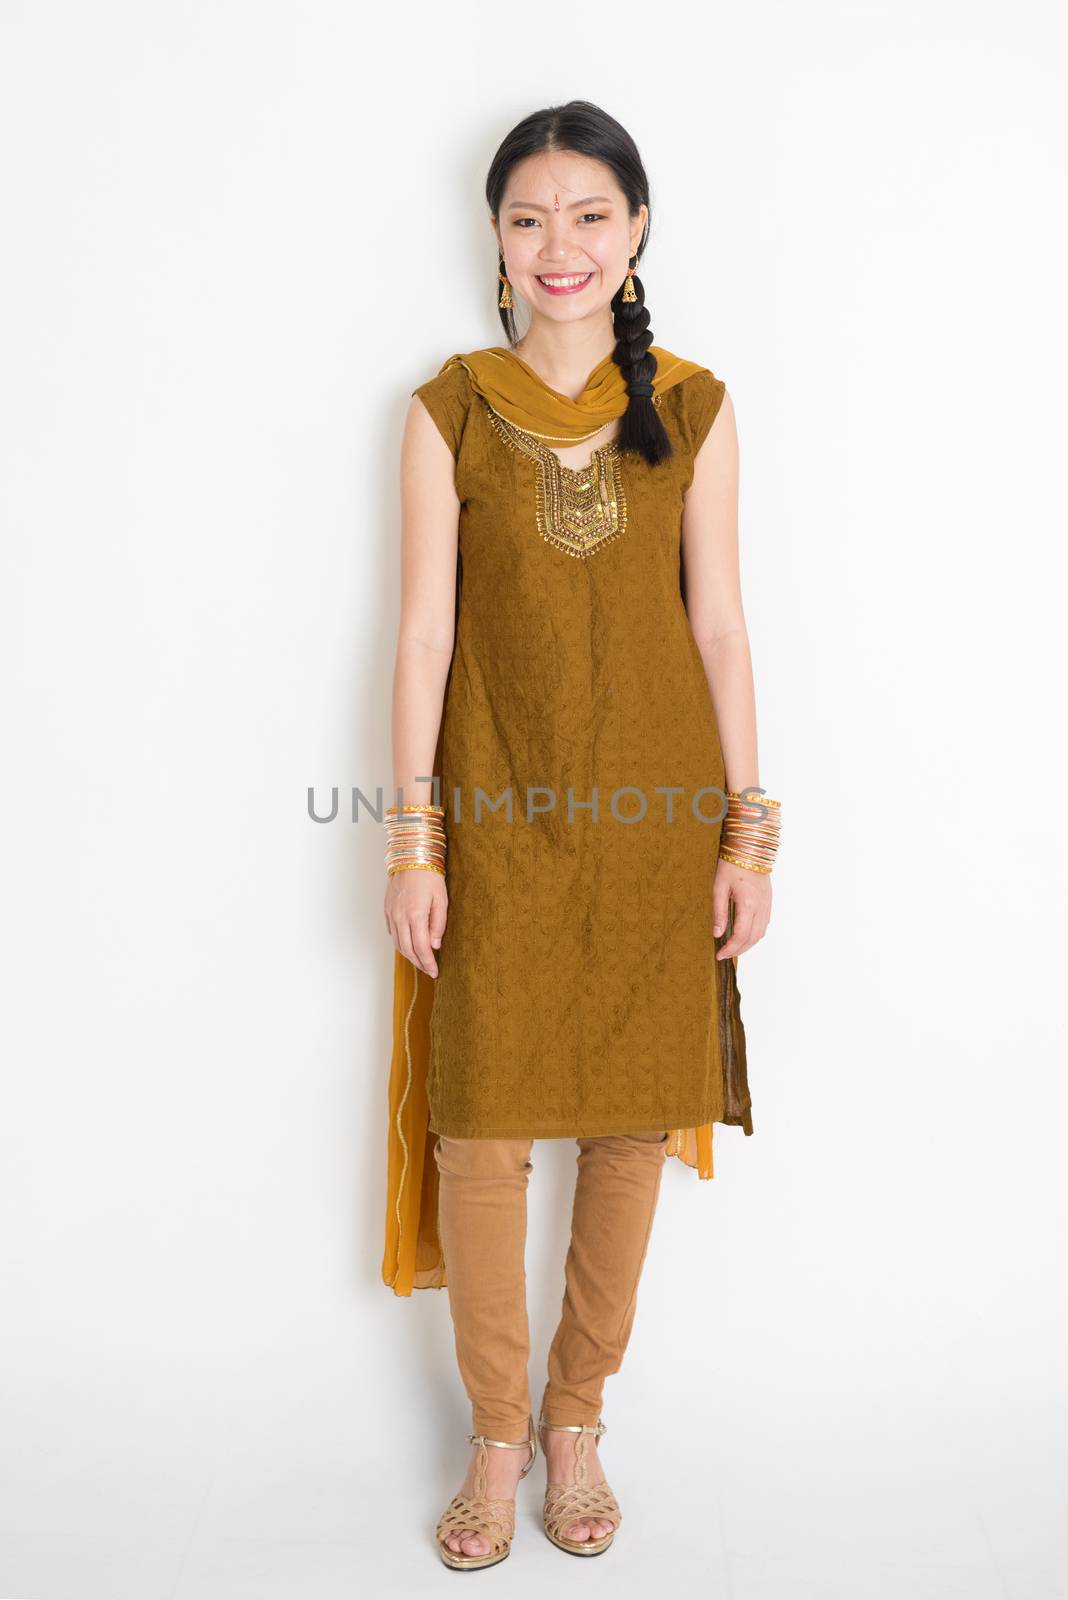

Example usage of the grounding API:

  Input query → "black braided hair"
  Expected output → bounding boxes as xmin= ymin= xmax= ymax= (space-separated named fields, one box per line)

xmin=609 ymin=255 xmax=671 ymax=465
xmin=485 ymin=100 xmax=673 ymax=468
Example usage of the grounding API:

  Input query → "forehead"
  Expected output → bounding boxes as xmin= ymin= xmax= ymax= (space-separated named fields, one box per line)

xmin=502 ymin=148 xmax=622 ymax=203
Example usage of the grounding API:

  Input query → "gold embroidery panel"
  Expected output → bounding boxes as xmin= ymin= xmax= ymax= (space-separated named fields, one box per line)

xmin=482 ymin=401 xmax=628 ymax=559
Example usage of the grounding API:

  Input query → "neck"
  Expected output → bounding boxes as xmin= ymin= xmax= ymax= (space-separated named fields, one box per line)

xmin=510 ymin=315 xmax=617 ymax=400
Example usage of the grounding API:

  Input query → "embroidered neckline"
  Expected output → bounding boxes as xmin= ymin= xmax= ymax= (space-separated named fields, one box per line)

xmin=482 ymin=400 xmax=628 ymax=560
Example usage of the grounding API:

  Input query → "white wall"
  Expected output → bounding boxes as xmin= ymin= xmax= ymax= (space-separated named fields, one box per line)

xmin=2 ymin=3 xmax=1065 ymax=1596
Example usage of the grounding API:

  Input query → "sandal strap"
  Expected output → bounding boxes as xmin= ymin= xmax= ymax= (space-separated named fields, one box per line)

xmin=538 ymin=1418 xmax=606 ymax=1438
xmin=538 ymin=1414 xmax=606 ymax=1487
xmin=436 ymin=1492 xmax=516 ymax=1557
xmin=465 ymin=1418 xmax=537 ymax=1498
xmin=537 ymin=1427 xmax=604 ymax=1440
xmin=544 ymin=1480 xmax=622 ymax=1540
xmin=468 ymin=1431 xmax=536 ymax=1449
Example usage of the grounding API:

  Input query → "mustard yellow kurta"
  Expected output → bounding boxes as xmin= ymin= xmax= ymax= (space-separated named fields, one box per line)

xmin=383 ymin=349 xmax=752 ymax=1294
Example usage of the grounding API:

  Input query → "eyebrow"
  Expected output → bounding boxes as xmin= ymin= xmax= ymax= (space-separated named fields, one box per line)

xmin=505 ymin=195 xmax=615 ymax=211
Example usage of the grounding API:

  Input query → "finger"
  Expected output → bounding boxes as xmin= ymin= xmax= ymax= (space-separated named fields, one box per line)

xmin=395 ymin=918 xmax=426 ymax=975
xmin=736 ymin=903 xmax=762 ymax=952
xmin=428 ymin=889 xmax=448 ymax=950
xmin=410 ymin=905 xmax=439 ymax=978
xmin=717 ymin=902 xmax=756 ymax=959
xmin=711 ymin=875 xmax=732 ymax=938
xmin=738 ymin=905 xmax=766 ymax=950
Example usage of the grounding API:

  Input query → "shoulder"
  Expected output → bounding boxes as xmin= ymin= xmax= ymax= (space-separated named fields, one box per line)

xmin=654 ymin=351 xmax=727 ymax=456
xmin=410 ymin=355 xmax=476 ymax=461
xmin=412 ymin=353 xmax=476 ymax=406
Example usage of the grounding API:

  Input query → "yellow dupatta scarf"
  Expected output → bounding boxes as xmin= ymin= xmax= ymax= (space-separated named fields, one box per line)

xmin=437 ymin=343 xmax=709 ymax=442
xmin=382 ymin=343 xmax=733 ymax=1296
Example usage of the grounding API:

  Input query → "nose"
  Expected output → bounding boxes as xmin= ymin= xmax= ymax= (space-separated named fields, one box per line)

xmin=539 ymin=243 xmax=586 ymax=267
xmin=538 ymin=225 xmax=585 ymax=266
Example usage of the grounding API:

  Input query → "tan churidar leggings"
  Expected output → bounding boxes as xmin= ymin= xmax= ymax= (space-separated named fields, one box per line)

xmin=433 ymin=1129 xmax=669 ymax=1441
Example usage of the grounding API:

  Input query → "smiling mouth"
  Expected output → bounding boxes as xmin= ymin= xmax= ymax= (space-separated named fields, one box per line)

xmin=535 ymin=272 xmax=594 ymax=293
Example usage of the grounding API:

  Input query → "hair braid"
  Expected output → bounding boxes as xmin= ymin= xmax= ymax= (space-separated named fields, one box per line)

xmin=610 ymin=256 xmax=673 ymax=466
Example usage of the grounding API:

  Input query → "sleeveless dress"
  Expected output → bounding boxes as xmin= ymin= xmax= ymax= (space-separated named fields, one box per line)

xmin=403 ymin=349 xmax=753 ymax=1146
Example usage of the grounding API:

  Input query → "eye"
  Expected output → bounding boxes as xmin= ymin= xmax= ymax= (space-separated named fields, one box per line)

xmin=579 ymin=213 xmax=605 ymax=224
xmin=512 ymin=217 xmax=539 ymax=228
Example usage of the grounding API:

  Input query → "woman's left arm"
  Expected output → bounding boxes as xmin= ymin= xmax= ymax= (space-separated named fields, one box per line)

xmin=680 ymin=388 xmax=772 ymax=959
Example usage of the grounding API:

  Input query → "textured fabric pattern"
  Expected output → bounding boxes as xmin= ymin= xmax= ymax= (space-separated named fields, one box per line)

xmin=433 ymin=1130 xmax=667 ymax=1436
xmin=409 ymin=351 xmax=751 ymax=1142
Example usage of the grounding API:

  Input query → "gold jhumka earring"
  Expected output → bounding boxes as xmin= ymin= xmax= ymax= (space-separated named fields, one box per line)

xmin=621 ymin=255 xmax=638 ymax=303
xmin=498 ymin=271 xmax=513 ymax=309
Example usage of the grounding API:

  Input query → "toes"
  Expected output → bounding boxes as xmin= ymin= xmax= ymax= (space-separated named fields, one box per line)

xmin=565 ymin=1517 xmax=613 ymax=1543
xmin=444 ymin=1529 xmax=489 ymax=1558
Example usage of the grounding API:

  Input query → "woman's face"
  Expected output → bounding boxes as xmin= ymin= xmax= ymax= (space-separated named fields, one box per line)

xmin=492 ymin=149 xmax=647 ymax=327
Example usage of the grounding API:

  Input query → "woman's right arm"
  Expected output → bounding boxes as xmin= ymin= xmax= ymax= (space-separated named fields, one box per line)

xmin=384 ymin=394 xmax=461 ymax=979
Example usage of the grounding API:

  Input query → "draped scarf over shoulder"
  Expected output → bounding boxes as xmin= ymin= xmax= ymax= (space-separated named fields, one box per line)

xmin=436 ymin=343 xmax=708 ymax=442
xmin=382 ymin=343 xmax=750 ymax=1297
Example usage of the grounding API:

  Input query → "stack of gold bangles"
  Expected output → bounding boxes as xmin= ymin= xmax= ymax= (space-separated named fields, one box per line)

xmin=718 ymin=788 xmax=782 ymax=874
xmin=384 ymin=802 xmax=447 ymax=878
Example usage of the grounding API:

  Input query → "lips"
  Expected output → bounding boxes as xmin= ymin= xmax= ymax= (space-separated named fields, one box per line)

xmin=535 ymin=272 xmax=594 ymax=295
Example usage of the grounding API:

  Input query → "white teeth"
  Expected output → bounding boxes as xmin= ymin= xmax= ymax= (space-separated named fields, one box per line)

xmin=538 ymin=273 xmax=592 ymax=287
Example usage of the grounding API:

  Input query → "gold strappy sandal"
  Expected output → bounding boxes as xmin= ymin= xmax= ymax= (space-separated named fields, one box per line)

xmin=435 ymin=1415 xmax=537 ymax=1570
xmin=537 ymin=1410 xmax=621 ymax=1556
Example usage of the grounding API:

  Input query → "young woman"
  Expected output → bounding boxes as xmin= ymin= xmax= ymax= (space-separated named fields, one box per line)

xmin=380 ymin=100 xmax=780 ymax=1569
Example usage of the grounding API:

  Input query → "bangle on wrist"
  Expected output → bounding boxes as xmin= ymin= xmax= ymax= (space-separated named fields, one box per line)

xmin=718 ymin=788 xmax=781 ymax=874
xmin=384 ymin=803 xmax=448 ymax=879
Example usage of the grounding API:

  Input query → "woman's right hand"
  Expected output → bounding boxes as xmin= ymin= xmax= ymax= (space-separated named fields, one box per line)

xmin=384 ymin=867 xmax=449 ymax=978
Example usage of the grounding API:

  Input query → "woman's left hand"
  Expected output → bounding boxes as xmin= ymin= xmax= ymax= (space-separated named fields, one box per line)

xmin=712 ymin=859 xmax=772 ymax=959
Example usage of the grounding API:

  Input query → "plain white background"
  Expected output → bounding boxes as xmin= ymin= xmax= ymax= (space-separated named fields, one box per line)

xmin=2 ymin=2 xmax=1066 ymax=1596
